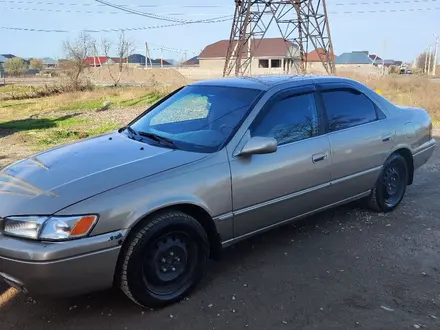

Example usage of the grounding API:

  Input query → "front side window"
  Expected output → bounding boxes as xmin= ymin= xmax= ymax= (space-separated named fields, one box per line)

xmin=250 ymin=92 xmax=319 ymax=145
xmin=129 ymin=85 xmax=262 ymax=153
xmin=321 ymin=89 xmax=378 ymax=132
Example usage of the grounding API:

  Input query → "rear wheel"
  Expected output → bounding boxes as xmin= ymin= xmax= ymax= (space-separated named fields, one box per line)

xmin=119 ymin=211 xmax=209 ymax=308
xmin=367 ymin=153 xmax=408 ymax=213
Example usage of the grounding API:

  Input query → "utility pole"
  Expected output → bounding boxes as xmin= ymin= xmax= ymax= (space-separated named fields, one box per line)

xmin=427 ymin=44 xmax=432 ymax=75
xmin=145 ymin=42 xmax=148 ymax=68
xmin=424 ymin=45 xmax=429 ymax=74
xmin=93 ymin=42 xmax=97 ymax=68
xmin=432 ymin=34 xmax=438 ymax=76
xmin=160 ymin=47 xmax=164 ymax=68
xmin=145 ymin=42 xmax=153 ymax=69
xmin=382 ymin=37 xmax=386 ymax=75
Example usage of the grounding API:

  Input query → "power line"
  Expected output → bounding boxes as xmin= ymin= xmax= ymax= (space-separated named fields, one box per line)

xmin=1 ymin=6 xmax=230 ymax=15
xmin=0 ymin=0 xmax=438 ymax=6
xmin=0 ymin=16 xmax=233 ymax=33
xmin=93 ymin=0 xmax=234 ymax=23
xmin=329 ymin=6 xmax=440 ymax=13
xmin=334 ymin=0 xmax=438 ymax=5
xmin=1 ymin=6 xmax=439 ymax=33
xmin=1 ymin=6 xmax=120 ymax=14
xmin=0 ymin=0 xmax=232 ymax=6
xmin=93 ymin=0 xmax=188 ymax=23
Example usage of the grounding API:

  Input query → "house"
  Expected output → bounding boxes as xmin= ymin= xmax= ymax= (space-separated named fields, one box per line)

xmin=335 ymin=51 xmax=373 ymax=65
xmin=165 ymin=59 xmax=178 ymax=66
xmin=369 ymin=54 xmax=383 ymax=65
xmin=128 ymin=54 xmax=172 ymax=67
xmin=304 ymin=48 xmax=336 ymax=70
xmin=109 ymin=57 xmax=128 ymax=64
xmin=306 ymin=48 xmax=336 ymax=62
xmin=41 ymin=57 xmax=58 ymax=69
xmin=182 ymin=56 xmax=199 ymax=66
xmin=84 ymin=56 xmax=110 ymax=67
xmin=198 ymin=37 xmax=301 ymax=73
xmin=128 ymin=53 xmax=146 ymax=65
xmin=1 ymin=54 xmax=15 ymax=60
xmin=150 ymin=58 xmax=172 ymax=66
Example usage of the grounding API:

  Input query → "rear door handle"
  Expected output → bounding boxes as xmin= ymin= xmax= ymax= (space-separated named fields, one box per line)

xmin=312 ymin=152 xmax=328 ymax=163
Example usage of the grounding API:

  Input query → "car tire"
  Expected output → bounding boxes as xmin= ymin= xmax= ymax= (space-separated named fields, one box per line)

xmin=119 ymin=211 xmax=210 ymax=308
xmin=367 ymin=153 xmax=408 ymax=213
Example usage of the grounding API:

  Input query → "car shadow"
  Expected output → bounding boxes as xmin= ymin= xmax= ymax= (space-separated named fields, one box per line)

xmin=0 ymin=113 xmax=81 ymax=139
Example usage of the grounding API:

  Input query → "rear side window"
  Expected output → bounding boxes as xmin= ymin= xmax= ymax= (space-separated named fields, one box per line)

xmin=321 ymin=89 xmax=378 ymax=132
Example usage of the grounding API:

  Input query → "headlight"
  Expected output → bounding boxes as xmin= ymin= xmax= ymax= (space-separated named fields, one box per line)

xmin=2 ymin=215 xmax=98 ymax=241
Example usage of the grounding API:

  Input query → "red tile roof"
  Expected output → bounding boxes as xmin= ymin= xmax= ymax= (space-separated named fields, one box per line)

xmin=306 ymin=48 xmax=336 ymax=62
xmin=199 ymin=38 xmax=295 ymax=59
xmin=84 ymin=56 xmax=109 ymax=65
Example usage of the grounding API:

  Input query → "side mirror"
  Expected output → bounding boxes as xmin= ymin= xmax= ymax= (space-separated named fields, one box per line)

xmin=236 ymin=136 xmax=277 ymax=157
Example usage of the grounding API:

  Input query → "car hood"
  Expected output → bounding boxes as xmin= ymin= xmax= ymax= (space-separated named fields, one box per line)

xmin=0 ymin=131 xmax=206 ymax=216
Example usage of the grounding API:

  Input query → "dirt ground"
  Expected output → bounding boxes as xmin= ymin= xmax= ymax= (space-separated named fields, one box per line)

xmin=86 ymin=66 xmax=189 ymax=86
xmin=3 ymin=67 xmax=190 ymax=87
xmin=1 ymin=129 xmax=440 ymax=329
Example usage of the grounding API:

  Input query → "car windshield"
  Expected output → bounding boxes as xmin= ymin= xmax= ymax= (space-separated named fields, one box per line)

xmin=128 ymin=85 xmax=262 ymax=153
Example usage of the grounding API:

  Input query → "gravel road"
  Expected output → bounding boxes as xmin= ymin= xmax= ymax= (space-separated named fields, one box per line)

xmin=1 ymin=136 xmax=440 ymax=330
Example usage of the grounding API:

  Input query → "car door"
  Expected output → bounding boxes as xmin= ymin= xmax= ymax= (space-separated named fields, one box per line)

xmin=229 ymin=86 xmax=333 ymax=238
xmin=316 ymin=83 xmax=394 ymax=201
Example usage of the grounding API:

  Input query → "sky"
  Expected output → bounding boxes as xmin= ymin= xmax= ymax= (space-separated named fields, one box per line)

xmin=0 ymin=0 xmax=439 ymax=63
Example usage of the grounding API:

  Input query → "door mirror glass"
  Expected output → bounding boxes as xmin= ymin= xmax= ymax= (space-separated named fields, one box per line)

xmin=237 ymin=136 xmax=277 ymax=157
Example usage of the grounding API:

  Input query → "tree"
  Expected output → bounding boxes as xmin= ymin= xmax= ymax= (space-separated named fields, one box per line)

xmin=4 ymin=57 xmax=26 ymax=76
xmin=62 ymin=31 xmax=95 ymax=90
xmin=415 ymin=51 xmax=435 ymax=74
xmin=101 ymin=31 xmax=135 ymax=86
xmin=29 ymin=58 xmax=44 ymax=70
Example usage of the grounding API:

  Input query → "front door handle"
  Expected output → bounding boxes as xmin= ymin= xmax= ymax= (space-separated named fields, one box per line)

xmin=382 ymin=133 xmax=393 ymax=142
xmin=312 ymin=152 xmax=327 ymax=163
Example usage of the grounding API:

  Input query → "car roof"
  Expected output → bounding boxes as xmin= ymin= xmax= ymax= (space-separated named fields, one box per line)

xmin=190 ymin=75 xmax=354 ymax=91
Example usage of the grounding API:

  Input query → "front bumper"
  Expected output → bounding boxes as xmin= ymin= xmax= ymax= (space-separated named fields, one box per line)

xmin=0 ymin=230 xmax=125 ymax=297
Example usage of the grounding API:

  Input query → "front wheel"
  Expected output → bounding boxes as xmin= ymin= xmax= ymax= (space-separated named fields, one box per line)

xmin=367 ymin=153 xmax=408 ymax=213
xmin=118 ymin=211 xmax=209 ymax=308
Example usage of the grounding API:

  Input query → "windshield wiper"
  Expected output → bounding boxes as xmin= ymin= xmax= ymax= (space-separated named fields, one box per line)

xmin=138 ymin=131 xmax=177 ymax=149
xmin=120 ymin=125 xmax=138 ymax=136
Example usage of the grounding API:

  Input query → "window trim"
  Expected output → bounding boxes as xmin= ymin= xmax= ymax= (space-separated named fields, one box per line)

xmin=315 ymin=84 xmax=386 ymax=133
xmin=248 ymin=85 xmax=323 ymax=147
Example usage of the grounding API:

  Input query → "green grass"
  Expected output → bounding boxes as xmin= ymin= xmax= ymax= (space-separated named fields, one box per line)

xmin=120 ymin=93 xmax=163 ymax=107
xmin=57 ymin=98 xmax=110 ymax=111
xmin=36 ymin=121 xmax=120 ymax=147
xmin=0 ymin=87 xmax=169 ymax=120
xmin=0 ymin=84 xmax=44 ymax=94
xmin=56 ymin=92 xmax=165 ymax=111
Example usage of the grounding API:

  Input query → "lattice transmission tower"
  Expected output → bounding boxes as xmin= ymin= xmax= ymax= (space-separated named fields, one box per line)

xmin=223 ymin=0 xmax=336 ymax=77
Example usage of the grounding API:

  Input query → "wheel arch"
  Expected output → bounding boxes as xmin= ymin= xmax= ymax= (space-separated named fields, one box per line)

xmin=390 ymin=147 xmax=414 ymax=185
xmin=121 ymin=203 xmax=222 ymax=261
